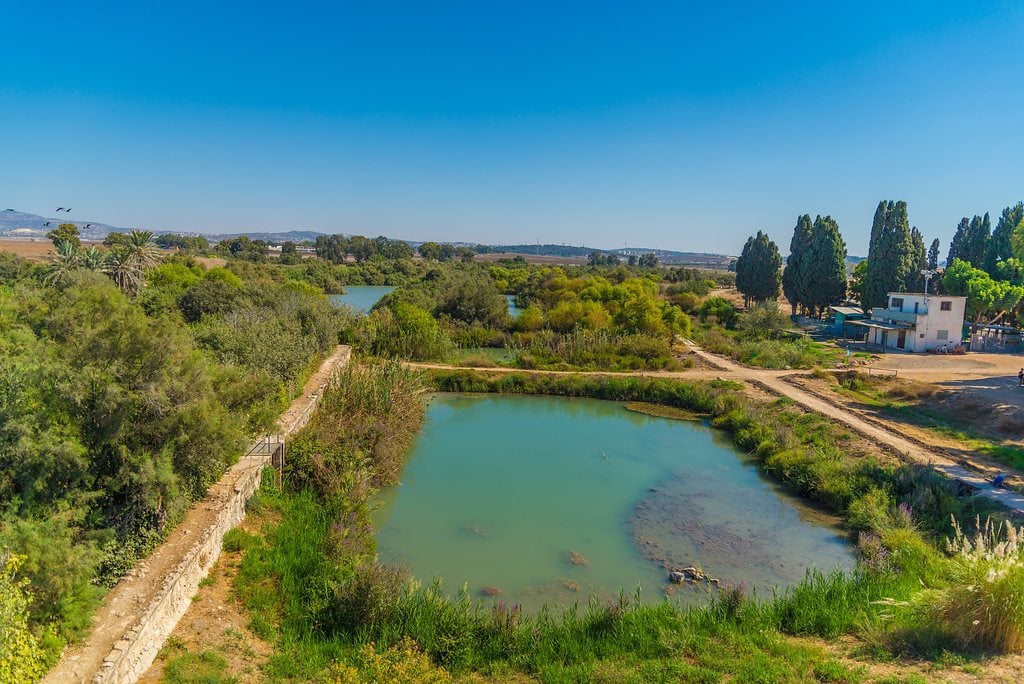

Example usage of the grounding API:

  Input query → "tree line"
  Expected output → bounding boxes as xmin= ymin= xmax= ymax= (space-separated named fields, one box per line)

xmin=734 ymin=199 xmax=1024 ymax=324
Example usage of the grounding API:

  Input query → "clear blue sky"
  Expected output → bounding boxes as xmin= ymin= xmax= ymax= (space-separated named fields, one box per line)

xmin=2 ymin=1 xmax=1022 ymax=255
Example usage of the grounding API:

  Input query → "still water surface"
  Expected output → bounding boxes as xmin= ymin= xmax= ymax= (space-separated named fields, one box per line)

xmin=329 ymin=285 xmax=395 ymax=314
xmin=373 ymin=394 xmax=853 ymax=609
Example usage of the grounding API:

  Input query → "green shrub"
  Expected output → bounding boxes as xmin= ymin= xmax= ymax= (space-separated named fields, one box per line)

xmin=0 ymin=553 xmax=47 ymax=683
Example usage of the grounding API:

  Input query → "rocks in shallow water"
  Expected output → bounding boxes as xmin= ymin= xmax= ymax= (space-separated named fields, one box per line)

xmin=668 ymin=566 xmax=721 ymax=586
xmin=559 ymin=579 xmax=580 ymax=592
xmin=568 ymin=550 xmax=588 ymax=566
xmin=480 ymin=586 xmax=502 ymax=597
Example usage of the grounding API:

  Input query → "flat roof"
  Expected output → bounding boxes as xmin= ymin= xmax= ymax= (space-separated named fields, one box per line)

xmin=849 ymin=320 xmax=914 ymax=331
xmin=830 ymin=306 xmax=864 ymax=316
xmin=887 ymin=292 xmax=967 ymax=299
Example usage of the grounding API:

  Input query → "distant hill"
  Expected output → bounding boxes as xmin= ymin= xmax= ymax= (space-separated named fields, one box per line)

xmin=0 ymin=209 xmax=734 ymax=265
xmin=0 ymin=209 xmax=127 ymax=240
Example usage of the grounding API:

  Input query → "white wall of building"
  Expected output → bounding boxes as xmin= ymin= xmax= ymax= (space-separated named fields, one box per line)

xmin=869 ymin=293 xmax=966 ymax=352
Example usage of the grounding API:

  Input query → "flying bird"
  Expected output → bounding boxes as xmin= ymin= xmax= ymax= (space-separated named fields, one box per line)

xmin=85 ymin=224 xmax=91 ymax=228
xmin=44 ymin=221 xmax=51 ymax=226
xmin=65 ymin=208 xmax=71 ymax=212
xmin=56 ymin=207 xmax=64 ymax=212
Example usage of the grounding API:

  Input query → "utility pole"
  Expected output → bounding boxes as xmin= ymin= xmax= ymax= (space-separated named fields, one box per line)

xmin=921 ymin=269 xmax=936 ymax=300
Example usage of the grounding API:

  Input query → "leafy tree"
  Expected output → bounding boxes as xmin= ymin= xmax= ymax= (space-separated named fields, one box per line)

xmin=279 ymin=240 xmax=301 ymax=265
xmin=588 ymin=251 xmax=621 ymax=266
xmin=0 ymin=553 xmax=46 ymax=683
xmin=46 ymin=223 xmax=80 ymax=249
xmin=782 ymin=214 xmax=813 ymax=315
xmin=418 ymin=242 xmax=442 ymax=261
xmin=849 ymin=260 xmax=869 ymax=304
xmin=735 ymin=231 xmax=782 ymax=306
xmin=435 ymin=271 xmax=508 ymax=327
xmin=154 ymin=233 xmax=209 ymax=251
xmin=927 ymin=238 xmax=941 ymax=270
xmin=637 ymin=253 xmax=658 ymax=269
xmin=863 ymin=200 xmax=914 ymax=310
xmin=102 ymin=231 xmax=132 ymax=248
xmin=218 ymin=235 xmax=268 ymax=262
xmin=942 ymin=258 xmax=1024 ymax=331
xmin=986 ymin=202 xmax=1023 ymax=274
xmin=373 ymin=236 xmax=415 ymax=260
xmin=438 ymin=243 xmax=457 ymax=262
xmin=315 ymin=234 xmax=349 ymax=264
xmin=348 ymin=235 xmax=377 ymax=262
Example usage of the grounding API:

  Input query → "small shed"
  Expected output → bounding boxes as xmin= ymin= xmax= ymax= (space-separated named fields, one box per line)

xmin=969 ymin=324 xmax=1023 ymax=353
xmin=828 ymin=306 xmax=866 ymax=338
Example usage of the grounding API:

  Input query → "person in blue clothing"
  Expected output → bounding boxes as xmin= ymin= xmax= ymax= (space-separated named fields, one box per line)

xmin=993 ymin=473 xmax=1006 ymax=488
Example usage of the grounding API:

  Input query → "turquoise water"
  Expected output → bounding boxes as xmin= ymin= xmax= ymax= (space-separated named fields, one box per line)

xmin=373 ymin=394 xmax=853 ymax=610
xmin=506 ymin=294 xmax=522 ymax=318
xmin=329 ymin=285 xmax=396 ymax=314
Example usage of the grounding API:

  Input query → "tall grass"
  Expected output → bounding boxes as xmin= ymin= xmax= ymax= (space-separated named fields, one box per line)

xmin=932 ymin=516 xmax=1024 ymax=652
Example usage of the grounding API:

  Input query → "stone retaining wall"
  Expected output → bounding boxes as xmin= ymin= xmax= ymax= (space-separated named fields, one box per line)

xmin=93 ymin=453 xmax=268 ymax=683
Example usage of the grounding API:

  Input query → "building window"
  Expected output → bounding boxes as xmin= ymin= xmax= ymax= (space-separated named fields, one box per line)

xmin=940 ymin=301 xmax=952 ymax=311
xmin=891 ymin=297 xmax=904 ymax=310
xmin=937 ymin=330 xmax=949 ymax=340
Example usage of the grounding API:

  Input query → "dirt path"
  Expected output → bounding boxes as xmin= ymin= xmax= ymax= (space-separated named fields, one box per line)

xmin=411 ymin=345 xmax=1024 ymax=515
xmin=44 ymin=345 xmax=351 ymax=684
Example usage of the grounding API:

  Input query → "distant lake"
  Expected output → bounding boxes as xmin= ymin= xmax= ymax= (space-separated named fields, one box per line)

xmin=329 ymin=286 xmax=395 ymax=314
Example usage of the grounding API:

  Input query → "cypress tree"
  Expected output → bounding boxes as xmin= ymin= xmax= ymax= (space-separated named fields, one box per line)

xmin=782 ymin=214 xmax=813 ymax=315
xmin=803 ymin=215 xmax=847 ymax=315
xmin=947 ymin=218 xmax=968 ymax=267
xmin=863 ymin=200 xmax=914 ymax=309
xmin=962 ymin=213 xmax=991 ymax=268
xmin=986 ymin=202 xmax=1024 ymax=274
xmin=904 ymin=226 xmax=928 ymax=291
xmin=735 ymin=231 xmax=782 ymax=307
xmin=927 ymin=238 xmax=940 ymax=270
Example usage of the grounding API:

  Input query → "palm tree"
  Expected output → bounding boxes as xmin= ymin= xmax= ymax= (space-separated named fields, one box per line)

xmin=103 ymin=246 xmax=143 ymax=295
xmin=127 ymin=230 xmax=161 ymax=269
xmin=44 ymin=240 xmax=80 ymax=287
xmin=80 ymin=246 xmax=104 ymax=271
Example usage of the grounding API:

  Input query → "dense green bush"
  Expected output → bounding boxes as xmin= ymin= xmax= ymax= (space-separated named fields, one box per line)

xmin=0 ymin=253 xmax=343 ymax=664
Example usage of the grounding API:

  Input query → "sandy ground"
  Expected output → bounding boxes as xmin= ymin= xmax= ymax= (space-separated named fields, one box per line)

xmin=44 ymin=346 xmax=350 ymax=684
xmin=0 ymin=237 xmax=97 ymax=260
xmin=474 ymin=251 xmax=588 ymax=265
xmin=140 ymin=515 xmax=273 ymax=683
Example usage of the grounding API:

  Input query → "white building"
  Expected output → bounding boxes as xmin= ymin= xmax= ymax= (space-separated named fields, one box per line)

xmin=851 ymin=292 xmax=967 ymax=352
